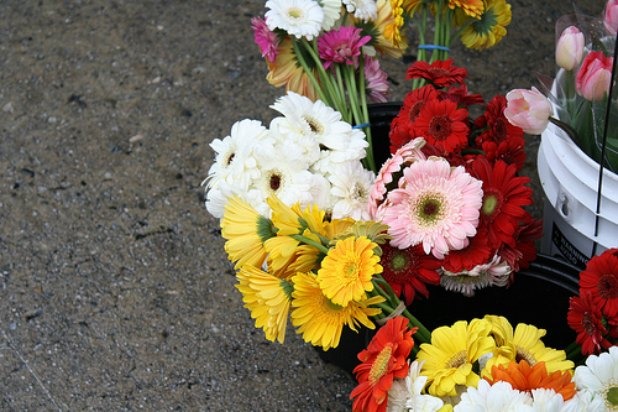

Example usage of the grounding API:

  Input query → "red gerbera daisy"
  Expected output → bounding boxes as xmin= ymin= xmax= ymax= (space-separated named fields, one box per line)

xmin=412 ymin=98 xmax=469 ymax=155
xmin=469 ymin=157 xmax=533 ymax=249
xmin=498 ymin=215 xmax=542 ymax=273
xmin=480 ymin=138 xmax=527 ymax=171
xmin=474 ymin=95 xmax=525 ymax=146
xmin=389 ymin=85 xmax=439 ymax=152
xmin=567 ymin=291 xmax=613 ymax=356
xmin=441 ymin=83 xmax=484 ymax=108
xmin=405 ymin=58 xmax=467 ymax=87
xmin=579 ymin=248 xmax=618 ymax=318
xmin=441 ymin=227 xmax=493 ymax=273
xmin=380 ymin=244 xmax=441 ymax=305
xmin=351 ymin=316 xmax=416 ymax=412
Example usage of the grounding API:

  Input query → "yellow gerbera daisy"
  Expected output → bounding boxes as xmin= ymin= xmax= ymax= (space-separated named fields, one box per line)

xmin=448 ymin=0 xmax=484 ymax=19
xmin=291 ymin=272 xmax=384 ymax=350
xmin=457 ymin=0 xmax=511 ymax=50
xmin=267 ymin=195 xmax=304 ymax=236
xmin=236 ymin=265 xmax=292 ymax=344
xmin=373 ymin=0 xmax=409 ymax=58
xmin=417 ymin=318 xmax=496 ymax=397
xmin=266 ymin=37 xmax=317 ymax=100
xmin=483 ymin=315 xmax=574 ymax=376
xmin=221 ymin=196 xmax=275 ymax=269
xmin=317 ymin=236 xmax=382 ymax=306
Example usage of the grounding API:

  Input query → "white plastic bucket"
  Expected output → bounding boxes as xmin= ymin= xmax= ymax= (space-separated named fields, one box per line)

xmin=537 ymin=121 xmax=618 ymax=268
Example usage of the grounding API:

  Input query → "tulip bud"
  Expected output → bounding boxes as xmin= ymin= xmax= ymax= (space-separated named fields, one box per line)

xmin=555 ymin=26 xmax=585 ymax=71
xmin=576 ymin=51 xmax=613 ymax=101
xmin=503 ymin=87 xmax=552 ymax=135
xmin=604 ymin=0 xmax=618 ymax=35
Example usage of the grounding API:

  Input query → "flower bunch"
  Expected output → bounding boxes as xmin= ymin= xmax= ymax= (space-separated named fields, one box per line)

xmin=218 ymin=191 xmax=431 ymax=349
xmin=204 ymin=92 xmax=373 ymax=220
xmin=405 ymin=0 xmax=513 ymax=70
xmin=253 ymin=0 xmax=408 ymax=171
xmin=351 ymin=249 xmax=618 ymax=412
xmin=503 ymin=0 xmax=618 ymax=172
xmin=252 ymin=0 xmax=514 ymax=170
xmin=368 ymin=59 xmax=541 ymax=299
xmin=567 ymin=248 xmax=618 ymax=357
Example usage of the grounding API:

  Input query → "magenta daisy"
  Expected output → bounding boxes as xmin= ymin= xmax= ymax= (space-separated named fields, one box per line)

xmin=364 ymin=56 xmax=390 ymax=103
xmin=317 ymin=26 xmax=371 ymax=70
xmin=380 ymin=157 xmax=483 ymax=259
xmin=251 ymin=17 xmax=280 ymax=63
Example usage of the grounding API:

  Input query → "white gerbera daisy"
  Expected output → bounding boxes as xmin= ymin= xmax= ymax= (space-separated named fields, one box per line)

xmin=440 ymin=255 xmax=513 ymax=297
xmin=318 ymin=0 xmax=343 ymax=30
xmin=270 ymin=92 xmax=350 ymax=145
xmin=563 ymin=390 xmax=607 ymax=411
xmin=573 ymin=346 xmax=618 ymax=411
xmin=207 ymin=119 xmax=268 ymax=187
xmin=454 ymin=380 xmax=532 ymax=411
xmin=328 ymin=161 xmax=374 ymax=220
xmin=313 ymin=127 xmax=368 ymax=173
xmin=530 ymin=389 xmax=569 ymax=412
xmin=269 ymin=116 xmax=321 ymax=168
xmin=342 ymin=0 xmax=377 ymax=21
xmin=265 ymin=0 xmax=324 ymax=40
xmin=388 ymin=360 xmax=445 ymax=412
xmin=250 ymin=154 xmax=330 ymax=216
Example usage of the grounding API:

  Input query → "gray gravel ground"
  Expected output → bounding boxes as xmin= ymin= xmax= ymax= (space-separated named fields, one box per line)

xmin=0 ymin=0 xmax=603 ymax=410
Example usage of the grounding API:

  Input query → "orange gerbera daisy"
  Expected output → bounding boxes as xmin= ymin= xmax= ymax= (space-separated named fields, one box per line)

xmin=350 ymin=316 xmax=416 ymax=412
xmin=488 ymin=360 xmax=576 ymax=401
xmin=373 ymin=0 xmax=409 ymax=58
xmin=448 ymin=0 xmax=485 ymax=19
xmin=266 ymin=37 xmax=317 ymax=100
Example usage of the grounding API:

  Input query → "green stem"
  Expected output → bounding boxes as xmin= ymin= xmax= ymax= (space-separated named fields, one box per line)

xmin=291 ymin=234 xmax=329 ymax=255
xmin=357 ymin=57 xmax=375 ymax=172
xmin=291 ymin=40 xmax=327 ymax=103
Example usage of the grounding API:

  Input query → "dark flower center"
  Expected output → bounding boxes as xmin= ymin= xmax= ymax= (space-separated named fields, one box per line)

xmin=416 ymin=194 xmax=445 ymax=226
xmin=305 ymin=116 xmax=324 ymax=134
xmin=598 ymin=273 xmax=618 ymax=299
xmin=493 ymin=118 xmax=507 ymax=142
xmin=225 ymin=152 xmax=235 ymax=166
xmin=409 ymin=102 xmax=424 ymax=122
xmin=270 ymin=173 xmax=281 ymax=191
xmin=428 ymin=115 xmax=452 ymax=140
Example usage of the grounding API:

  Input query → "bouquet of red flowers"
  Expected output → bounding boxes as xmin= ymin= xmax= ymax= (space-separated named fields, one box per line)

xmin=366 ymin=58 xmax=541 ymax=301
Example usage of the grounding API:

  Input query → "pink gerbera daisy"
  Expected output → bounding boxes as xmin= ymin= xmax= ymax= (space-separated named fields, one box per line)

xmin=368 ymin=138 xmax=427 ymax=219
xmin=251 ymin=17 xmax=280 ymax=63
xmin=364 ymin=56 xmax=390 ymax=103
xmin=318 ymin=26 xmax=371 ymax=70
xmin=381 ymin=157 xmax=483 ymax=259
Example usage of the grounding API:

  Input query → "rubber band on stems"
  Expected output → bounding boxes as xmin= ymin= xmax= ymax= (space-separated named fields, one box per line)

xmin=418 ymin=44 xmax=450 ymax=52
xmin=376 ymin=301 xmax=407 ymax=326
xmin=353 ymin=122 xmax=370 ymax=129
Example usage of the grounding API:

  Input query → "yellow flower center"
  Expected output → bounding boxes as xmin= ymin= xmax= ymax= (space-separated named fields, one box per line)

xmin=287 ymin=7 xmax=303 ymax=20
xmin=343 ymin=260 xmax=359 ymax=278
xmin=607 ymin=386 xmax=618 ymax=407
xmin=447 ymin=350 xmax=467 ymax=368
xmin=369 ymin=344 xmax=393 ymax=384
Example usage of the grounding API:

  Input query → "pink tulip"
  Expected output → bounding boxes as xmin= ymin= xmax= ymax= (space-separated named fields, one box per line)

xmin=555 ymin=26 xmax=585 ymax=71
xmin=576 ymin=51 xmax=613 ymax=101
xmin=605 ymin=0 xmax=618 ymax=35
xmin=503 ymin=87 xmax=552 ymax=135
